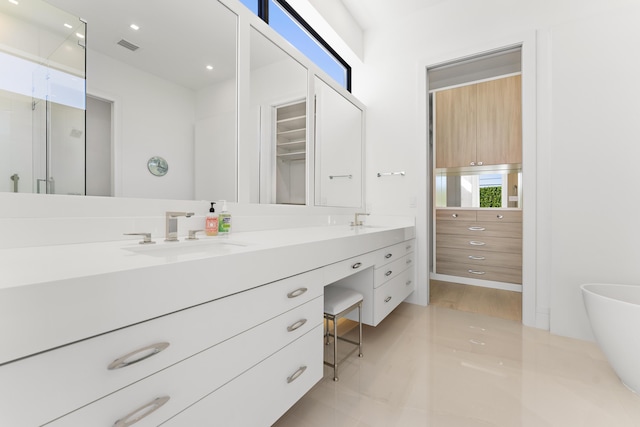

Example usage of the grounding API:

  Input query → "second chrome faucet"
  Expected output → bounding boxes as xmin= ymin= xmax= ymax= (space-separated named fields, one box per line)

xmin=165 ymin=211 xmax=194 ymax=242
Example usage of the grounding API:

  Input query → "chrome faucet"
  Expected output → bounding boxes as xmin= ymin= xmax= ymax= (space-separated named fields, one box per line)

xmin=165 ymin=211 xmax=194 ymax=242
xmin=351 ymin=212 xmax=370 ymax=227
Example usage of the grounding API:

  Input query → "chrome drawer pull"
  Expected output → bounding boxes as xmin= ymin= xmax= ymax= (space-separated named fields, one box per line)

xmin=287 ymin=318 xmax=307 ymax=332
xmin=352 ymin=262 xmax=362 ymax=269
xmin=468 ymin=226 xmax=486 ymax=231
xmin=496 ymin=214 xmax=504 ymax=219
xmin=385 ymin=253 xmax=393 ymax=259
xmin=452 ymin=213 xmax=458 ymax=218
xmin=287 ymin=365 xmax=307 ymax=384
xmin=406 ymin=280 xmax=412 ymax=286
xmin=385 ymin=270 xmax=393 ymax=276
xmin=114 ymin=396 xmax=170 ymax=427
xmin=406 ymin=245 xmax=412 ymax=250
xmin=287 ymin=287 xmax=308 ymax=298
xmin=406 ymin=259 xmax=412 ymax=265
xmin=384 ymin=296 xmax=392 ymax=303
xmin=108 ymin=342 xmax=170 ymax=370
xmin=468 ymin=269 xmax=486 ymax=275
xmin=468 ymin=255 xmax=486 ymax=260
xmin=469 ymin=241 xmax=486 ymax=246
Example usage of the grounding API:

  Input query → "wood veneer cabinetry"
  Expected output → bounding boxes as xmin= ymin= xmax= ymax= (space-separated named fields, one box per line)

xmin=435 ymin=75 xmax=522 ymax=169
xmin=435 ymin=209 xmax=522 ymax=284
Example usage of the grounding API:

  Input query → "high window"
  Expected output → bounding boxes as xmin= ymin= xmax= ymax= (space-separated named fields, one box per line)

xmin=240 ymin=0 xmax=351 ymax=91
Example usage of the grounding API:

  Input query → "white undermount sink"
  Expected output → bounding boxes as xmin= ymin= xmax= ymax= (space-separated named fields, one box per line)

xmin=123 ymin=239 xmax=248 ymax=258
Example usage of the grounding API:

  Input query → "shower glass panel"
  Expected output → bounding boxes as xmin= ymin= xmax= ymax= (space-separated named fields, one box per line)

xmin=0 ymin=0 xmax=86 ymax=195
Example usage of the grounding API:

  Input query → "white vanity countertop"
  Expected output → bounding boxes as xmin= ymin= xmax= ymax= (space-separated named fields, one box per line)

xmin=0 ymin=223 xmax=414 ymax=365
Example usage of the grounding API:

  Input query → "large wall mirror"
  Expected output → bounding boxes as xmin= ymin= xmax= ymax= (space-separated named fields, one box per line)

xmin=6 ymin=0 xmax=238 ymax=201
xmin=248 ymin=27 xmax=308 ymax=205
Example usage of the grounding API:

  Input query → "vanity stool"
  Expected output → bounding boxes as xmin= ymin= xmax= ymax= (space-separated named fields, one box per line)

xmin=323 ymin=286 xmax=363 ymax=381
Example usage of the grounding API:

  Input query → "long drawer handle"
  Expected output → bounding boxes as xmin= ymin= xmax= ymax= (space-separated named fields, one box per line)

xmin=406 ymin=280 xmax=412 ymax=286
xmin=468 ymin=226 xmax=486 ymax=231
xmin=108 ymin=342 xmax=170 ymax=370
xmin=287 ymin=365 xmax=308 ymax=384
xmin=469 ymin=241 xmax=486 ymax=246
xmin=287 ymin=318 xmax=308 ymax=332
xmin=468 ymin=255 xmax=486 ymax=260
xmin=385 ymin=253 xmax=393 ymax=259
xmin=352 ymin=262 xmax=362 ymax=269
xmin=287 ymin=287 xmax=308 ymax=298
xmin=385 ymin=270 xmax=393 ymax=277
xmin=113 ymin=396 xmax=170 ymax=427
xmin=468 ymin=269 xmax=486 ymax=275
xmin=384 ymin=296 xmax=392 ymax=303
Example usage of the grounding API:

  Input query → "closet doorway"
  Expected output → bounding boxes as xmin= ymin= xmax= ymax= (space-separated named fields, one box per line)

xmin=428 ymin=47 xmax=523 ymax=322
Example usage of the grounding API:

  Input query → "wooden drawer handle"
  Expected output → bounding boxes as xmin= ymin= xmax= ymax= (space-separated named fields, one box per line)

xmin=468 ymin=255 xmax=486 ymax=260
xmin=352 ymin=262 xmax=362 ymax=269
xmin=287 ymin=287 xmax=308 ymax=298
xmin=108 ymin=342 xmax=170 ymax=370
xmin=114 ymin=395 xmax=170 ymax=427
xmin=469 ymin=241 xmax=486 ymax=246
xmin=468 ymin=226 xmax=485 ymax=231
xmin=468 ymin=269 xmax=486 ymax=275
xmin=385 ymin=253 xmax=393 ymax=259
xmin=287 ymin=319 xmax=307 ymax=332
xmin=385 ymin=270 xmax=393 ymax=277
xmin=384 ymin=296 xmax=392 ymax=303
xmin=287 ymin=365 xmax=307 ymax=384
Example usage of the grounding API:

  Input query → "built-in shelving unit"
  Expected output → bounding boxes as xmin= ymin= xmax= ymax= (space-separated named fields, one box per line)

xmin=275 ymin=100 xmax=306 ymax=204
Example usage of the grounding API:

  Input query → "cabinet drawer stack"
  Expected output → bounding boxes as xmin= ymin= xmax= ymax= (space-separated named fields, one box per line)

xmin=436 ymin=209 xmax=522 ymax=284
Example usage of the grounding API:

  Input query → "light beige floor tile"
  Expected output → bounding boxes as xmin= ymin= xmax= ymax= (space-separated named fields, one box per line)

xmin=273 ymin=304 xmax=640 ymax=427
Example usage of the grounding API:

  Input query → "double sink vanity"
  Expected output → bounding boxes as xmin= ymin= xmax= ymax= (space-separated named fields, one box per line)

xmin=0 ymin=219 xmax=415 ymax=426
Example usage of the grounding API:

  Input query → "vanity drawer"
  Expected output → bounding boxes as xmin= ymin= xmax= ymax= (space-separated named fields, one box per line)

xmin=436 ymin=220 xmax=522 ymax=239
xmin=436 ymin=209 xmax=477 ymax=222
xmin=0 ymin=269 xmax=324 ymax=427
xmin=436 ymin=247 xmax=522 ymax=269
xmin=374 ymin=253 xmax=414 ymax=288
xmin=436 ymin=234 xmax=522 ymax=254
xmin=161 ymin=325 xmax=323 ymax=427
xmin=373 ymin=239 xmax=415 ymax=267
xmin=476 ymin=210 xmax=522 ymax=223
xmin=323 ymin=250 xmax=377 ymax=284
xmin=372 ymin=269 xmax=415 ymax=326
xmin=46 ymin=298 xmax=323 ymax=427
xmin=436 ymin=261 xmax=521 ymax=284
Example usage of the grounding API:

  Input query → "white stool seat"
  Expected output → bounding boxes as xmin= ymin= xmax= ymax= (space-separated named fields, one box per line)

xmin=324 ymin=287 xmax=363 ymax=315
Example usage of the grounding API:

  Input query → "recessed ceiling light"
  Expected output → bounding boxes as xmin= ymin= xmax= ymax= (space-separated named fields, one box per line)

xmin=76 ymin=32 xmax=85 ymax=39
xmin=64 ymin=23 xmax=73 ymax=29
xmin=206 ymin=65 xmax=214 ymax=70
xmin=130 ymin=24 xmax=140 ymax=31
xmin=8 ymin=0 xmax=19 ymax=5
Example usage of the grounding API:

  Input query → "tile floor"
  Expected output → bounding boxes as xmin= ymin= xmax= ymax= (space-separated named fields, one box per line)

xmin=273 ymin=303 xmax=640 ymax=426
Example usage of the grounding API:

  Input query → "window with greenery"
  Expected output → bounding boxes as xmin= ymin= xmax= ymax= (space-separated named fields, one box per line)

xmin=239 ymin=0 xmax=351 ymax=91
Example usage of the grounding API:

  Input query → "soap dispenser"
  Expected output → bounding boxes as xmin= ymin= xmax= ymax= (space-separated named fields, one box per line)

xmin=205 ymin=202 xmax=218 ymax=236
xmin=218 ymin=200 xmax=231 ymax=234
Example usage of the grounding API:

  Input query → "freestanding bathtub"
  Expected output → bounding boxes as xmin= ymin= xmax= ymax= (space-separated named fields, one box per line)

xmin=581 ymin=283 xmax=640 ymax=393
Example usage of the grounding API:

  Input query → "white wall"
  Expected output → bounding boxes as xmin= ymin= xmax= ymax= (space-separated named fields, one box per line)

xmin=87 ymin=50 xmax=196 ymax=200
xmin=354 ymin=0 xmax=640 ymax=340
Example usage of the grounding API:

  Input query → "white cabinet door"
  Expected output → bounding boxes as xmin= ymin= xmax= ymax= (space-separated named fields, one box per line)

xmin=314 ymin=77 xmax=364 ymax=208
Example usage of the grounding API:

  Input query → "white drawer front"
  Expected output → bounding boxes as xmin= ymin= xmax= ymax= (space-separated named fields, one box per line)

xmin=372 ymin=269 xmax=415 ymax=326
xmin=323 ymin=251 xmax=377 ymax=284
xmin=373 ymin=239 xmax=415 ymax=267
xmin=0 ymin=269 xmax=323 ymax=427
xmin=373 ymin=253 xmax=414 ymax=288
xmin=46 ymin=298 xmax=323 ymax=427
xmin=161 ymin=325 xmax=324 ymax=427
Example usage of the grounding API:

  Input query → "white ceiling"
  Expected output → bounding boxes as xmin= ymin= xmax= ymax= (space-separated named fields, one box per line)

xmin=339 ymin=0 xmax=448 ymax=31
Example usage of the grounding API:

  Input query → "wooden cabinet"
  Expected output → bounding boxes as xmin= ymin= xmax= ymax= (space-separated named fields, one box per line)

xmin=435 ymin=209 xmax=522 ymax=284
xmin=435 ymin=75 xmax=522 ymax=169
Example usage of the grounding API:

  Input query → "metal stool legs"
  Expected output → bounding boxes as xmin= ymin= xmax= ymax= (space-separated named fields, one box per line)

xmin=324 ymin=300 xmax=363 ymax=381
